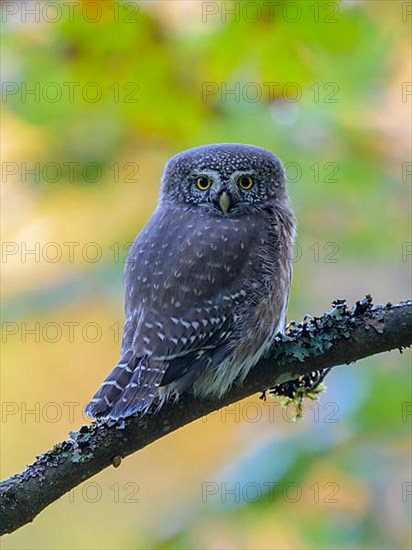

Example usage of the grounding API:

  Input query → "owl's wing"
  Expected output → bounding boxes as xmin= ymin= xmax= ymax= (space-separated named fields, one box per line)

xmin=86 ymin=206 xmax=266 ymax=419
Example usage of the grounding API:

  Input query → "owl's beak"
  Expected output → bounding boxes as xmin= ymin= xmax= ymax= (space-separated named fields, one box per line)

xmin=218 ymin=191 xmax=231 ymax=214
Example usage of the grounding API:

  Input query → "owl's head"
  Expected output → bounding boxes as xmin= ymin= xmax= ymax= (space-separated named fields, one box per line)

xmin=160 ymin=143 xmax=288 ymax=216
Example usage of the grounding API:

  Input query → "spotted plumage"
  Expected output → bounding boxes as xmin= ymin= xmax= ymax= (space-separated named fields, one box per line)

xmin=85 ymin=143 xmax=296 ymax=419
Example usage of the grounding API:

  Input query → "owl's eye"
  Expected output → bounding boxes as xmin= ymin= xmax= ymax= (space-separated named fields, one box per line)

xmin=238 ymin=175 xmax=254 ymax=190
xmin=195 ymin=176 xmax=212 ymax=191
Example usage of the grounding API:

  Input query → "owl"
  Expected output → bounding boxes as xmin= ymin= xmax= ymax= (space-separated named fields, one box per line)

xmin=85 ymin=143 xmax=296 ymax=419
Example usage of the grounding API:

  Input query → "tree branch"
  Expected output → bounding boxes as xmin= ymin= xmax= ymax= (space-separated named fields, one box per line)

xmin=1 ymin=297 xmax=411 ymax=536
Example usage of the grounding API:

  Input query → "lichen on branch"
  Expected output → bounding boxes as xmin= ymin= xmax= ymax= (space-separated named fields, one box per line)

xmin=1 ymin=297 xmax=411 ymax=536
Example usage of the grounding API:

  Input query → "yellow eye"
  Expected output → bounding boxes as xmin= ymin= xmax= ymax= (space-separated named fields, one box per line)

xmin=196 ymin=176 xmax=212 ymax=191
xmin=238 ymin=175 xmax=254 ymax=190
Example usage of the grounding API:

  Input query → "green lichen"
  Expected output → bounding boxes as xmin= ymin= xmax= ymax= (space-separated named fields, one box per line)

xmin=262 ymin=297 xmax=375 ymax=420
xmin=276 ymin=379 xmax=328 ymax=422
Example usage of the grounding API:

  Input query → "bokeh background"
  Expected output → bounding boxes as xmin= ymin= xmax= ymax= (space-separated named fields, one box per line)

xmin=1 ymin=1 xmax=411 ymax=549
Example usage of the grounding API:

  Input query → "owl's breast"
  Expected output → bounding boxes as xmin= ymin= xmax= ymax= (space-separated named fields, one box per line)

xmin=124 ymin=206 xmax=271 ymax=313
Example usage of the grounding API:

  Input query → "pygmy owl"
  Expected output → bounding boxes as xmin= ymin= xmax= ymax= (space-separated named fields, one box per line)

xmin=85 ymin=143 xmax=296 ymax=419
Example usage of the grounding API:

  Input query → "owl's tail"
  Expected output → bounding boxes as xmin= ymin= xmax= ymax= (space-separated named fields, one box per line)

xmin=85 ymin=353 xmax=166 ymax=420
